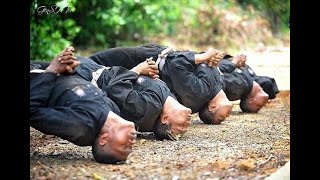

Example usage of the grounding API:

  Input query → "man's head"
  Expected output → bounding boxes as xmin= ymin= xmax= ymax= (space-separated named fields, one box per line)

xmin=153 ymin=118 xmax=172 ymax=140
xmin=240 ymin=81 xmax=269 ymax=113
xmin=154 ymin=96 xmax=192 ymax=140
xmin=92 ymin=111 xmax=137 ymax=164
xmin=199 ymin=90 xmax=233 ymax=124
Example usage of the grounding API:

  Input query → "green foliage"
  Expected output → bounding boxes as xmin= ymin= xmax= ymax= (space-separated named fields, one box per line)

xmin=72 ymin=0 xmax=195 ymax=49
xmin=237 ymin=0 xmax=290 ymax=34
xmin=30 ymin=0 xmax=80 ymax=61
xmin=31 ymin=0 xmax=290 ymax=59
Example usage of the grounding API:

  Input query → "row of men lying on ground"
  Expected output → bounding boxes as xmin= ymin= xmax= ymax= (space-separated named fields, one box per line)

xmin=30 ymin=43 xmax=279 ymax=164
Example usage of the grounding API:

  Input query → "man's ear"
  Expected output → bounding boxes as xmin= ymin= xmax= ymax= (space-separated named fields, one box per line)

xmin=161 ymin=115 xmax=169 ymax=124
xmin=208 ymin=103 xmax=218 ymax=112
xmin=98 ymin=132 xmax=109 ymax=146
xmin=248 ymin=97 xmax=255 ymax=104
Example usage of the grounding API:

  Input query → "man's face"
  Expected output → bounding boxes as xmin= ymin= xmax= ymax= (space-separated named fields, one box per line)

xmin=207 ymin=90 xmax=233 ymax=124
xmin=106 ymin=121 xmax=137 ymax=161
xmin=168 ymin=108 xmax=192 ymax=136
xmin=212 ymin=105 xmax=233 ymax=124
xmin=249 ymin=92 xmax=269 ymax=113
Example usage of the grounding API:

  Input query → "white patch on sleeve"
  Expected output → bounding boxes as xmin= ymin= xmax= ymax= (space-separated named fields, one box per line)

xmin=137 ymin=77 xmax=145 ymax=84
xmin=30 ymin=69 xmax=45 ymax=73
xmin=248 ymin=68 xmax=254 ymax=75
xmin=235 ymin=68 xmax=242 ymax=73
xmin=200 ymin=63 xmax=207 ymax=67
xmin=71 ymin=86 xmax=86 ymax=97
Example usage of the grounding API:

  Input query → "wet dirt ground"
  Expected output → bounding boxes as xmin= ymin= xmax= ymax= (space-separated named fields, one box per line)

xmin=30 ymin=46 xmax=290 ymax=180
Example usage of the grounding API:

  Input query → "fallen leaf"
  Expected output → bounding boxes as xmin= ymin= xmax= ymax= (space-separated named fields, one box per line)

xmin=237 ymin=159 xmax=256 ymax=171
xmin=139 ymin=139 xmax=147 ymax=145
xmin=92 ymin=172 xmax=103 ymax=180
xmin=211 ymin=160 xmax=230 ymax=171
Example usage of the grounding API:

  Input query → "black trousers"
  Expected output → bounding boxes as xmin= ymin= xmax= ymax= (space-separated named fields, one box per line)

xmin=30 ymin=61 xmax=50 ymax=70
xmin=31 ymin=43 xmax=167 ymax=70
xmin=253 ymin=76 xmax=279 ymax=99
xmin=89 ymin=43 xmax=167 ymax=69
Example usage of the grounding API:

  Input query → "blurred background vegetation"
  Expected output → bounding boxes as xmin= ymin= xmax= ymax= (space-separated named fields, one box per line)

xmin=30 ymin=0 xmax=290 ymax=61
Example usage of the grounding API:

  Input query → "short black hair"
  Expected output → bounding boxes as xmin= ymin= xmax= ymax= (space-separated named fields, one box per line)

xmin=198 ymin=104 xmax=216 ymax=124
xmin=239 ymin=97 xmax=251 ymax=112
xmin=153 ymin=118 xmax=171 ymax=140
xmin=91 ymin=137 xmax=122 ymax=164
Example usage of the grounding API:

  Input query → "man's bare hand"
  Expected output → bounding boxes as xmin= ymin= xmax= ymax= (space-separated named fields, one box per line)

xmin=207 ymin=48 xmax=225 ymax=67
xmin=195 ymin=48 xmax=225 ymax=67
xmin=46 ymin=46 xmax=80 ymax=74
xmin=232 ymin=54 xmax=247 ymax=68
xmin=131 ymin=58 xmax=159 ymax=79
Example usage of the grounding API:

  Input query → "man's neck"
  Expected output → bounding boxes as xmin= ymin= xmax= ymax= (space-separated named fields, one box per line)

xmin=101 ymin=111 xmax=118 ymax=133
xmin=162 ymin=96 xmax=185 ymax=120
xmin=248 ymin=81 xmax=261 ymax=98
xmin=210 ymin=89 xmax=225 ymax=103
xmin=162 ymin=96 xmax=176 ymax=115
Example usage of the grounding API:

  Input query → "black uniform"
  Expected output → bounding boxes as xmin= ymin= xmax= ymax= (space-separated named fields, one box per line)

xmin=252 ymin=75 xmax=279 ymax=99
xmin=75 ymin=57 xmax=173 ymax=132
xmin=31 ymin=57 xmax=174 ymax=132
xmin=160 ymin=51 xmax=222 ymax=113
xmin=89 ymin=43 xmax=167 ymax=70
xmin=30 ymin=67 xmax=120 ymax=146
xmin=217 ymin=59 xmax=253 ymax=101
xmin=218 ymin=58 xmax=279 ymax=100
xmin=89 ymin=44 xmax=223 ymax=113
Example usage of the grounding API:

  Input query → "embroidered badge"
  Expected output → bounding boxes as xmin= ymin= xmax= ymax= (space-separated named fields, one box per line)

xmin=248 ymin=68 xmax=254 ymax=75
xmin=71 ymin=86 xmax=86 ymax=97
xmin=137 ymin=77 xmax=145 ymax=84
xmin=236 ymin=68 xmax=242 ymax=73
xmin=200 ymin=63 xmax=207 ymax=67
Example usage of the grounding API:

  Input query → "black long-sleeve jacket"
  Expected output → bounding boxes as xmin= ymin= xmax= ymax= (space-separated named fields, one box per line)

xmin=218 ymin=59 xmax=253 ymax=100
xmin=75 ymin=57 xmax=173 ymax=131
xmin=218 ymin=58 xmax=279 ymax=100
xmin=88 ymin=43 xmax=167 ymax=70
xmin=88 ymin=45 xmax=223 ymax=113
xmin=30 ymin=70 xmax=120 ymax=146
xmin=160 ymin=51 xmax=223 ymax=113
